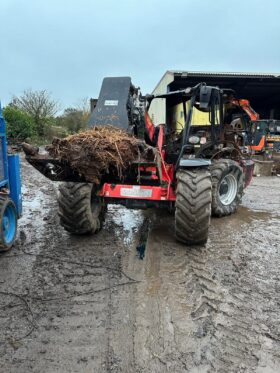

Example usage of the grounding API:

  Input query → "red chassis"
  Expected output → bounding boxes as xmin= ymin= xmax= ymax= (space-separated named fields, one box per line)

xmin=98 ymin=183 xmax=176 ymax=202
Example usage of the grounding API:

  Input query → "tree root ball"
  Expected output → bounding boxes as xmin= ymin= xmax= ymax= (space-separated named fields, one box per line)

xmin=47 ymin=126 xmax=145 ymax=184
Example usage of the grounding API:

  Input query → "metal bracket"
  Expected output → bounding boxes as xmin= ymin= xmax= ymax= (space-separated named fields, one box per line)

xmin=179 ymin=159 xmax=211 ymax=167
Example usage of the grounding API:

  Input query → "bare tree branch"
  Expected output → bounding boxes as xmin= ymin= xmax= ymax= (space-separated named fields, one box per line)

xmin=12 ymin=89 xmax=59 ymax=118
xmin=11 ymin=89 xmax=60 ymax=136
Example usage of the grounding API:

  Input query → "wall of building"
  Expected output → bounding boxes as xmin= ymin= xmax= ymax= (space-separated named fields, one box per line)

xmin=148 ymin=72 xmax=174 ymax=125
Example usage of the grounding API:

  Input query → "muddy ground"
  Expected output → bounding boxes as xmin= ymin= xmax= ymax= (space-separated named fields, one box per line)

xmin=0 ymin=157 xmax=280 ymax=373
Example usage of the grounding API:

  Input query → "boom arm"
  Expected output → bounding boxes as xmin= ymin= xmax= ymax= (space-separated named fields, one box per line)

xmin=230 ymin=98 xmax=259 ymax=121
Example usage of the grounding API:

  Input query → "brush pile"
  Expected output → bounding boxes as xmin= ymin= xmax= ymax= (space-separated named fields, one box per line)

xmin=47 ymin=125 xmax=143 ymax=184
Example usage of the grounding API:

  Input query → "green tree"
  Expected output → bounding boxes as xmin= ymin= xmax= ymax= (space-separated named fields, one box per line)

xmin=11 ymin=89 xmax=59 ymax=137
xmin=56 ymin=107 xmax=90 ymax=134
xmin=3 ymin=106 xmax=35 ymax=140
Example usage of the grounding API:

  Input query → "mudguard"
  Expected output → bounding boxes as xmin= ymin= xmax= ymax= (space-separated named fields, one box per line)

xmin=240 ymin=159 xmax=254 ymax=188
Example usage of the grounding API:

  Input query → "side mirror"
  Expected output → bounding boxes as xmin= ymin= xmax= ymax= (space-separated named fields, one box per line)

xmin=199 ymin=86 xmax=212 ymax=109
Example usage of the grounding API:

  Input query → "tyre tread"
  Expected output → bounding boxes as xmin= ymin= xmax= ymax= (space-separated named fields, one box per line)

xmin=58 ymin=183 xmax=104 ymax=235
xmin=175 ymin=168 xmax=212 ymax=245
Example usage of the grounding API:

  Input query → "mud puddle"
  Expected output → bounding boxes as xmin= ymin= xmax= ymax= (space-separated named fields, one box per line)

xmin=108 ymin=205 xmax=145 ymax=246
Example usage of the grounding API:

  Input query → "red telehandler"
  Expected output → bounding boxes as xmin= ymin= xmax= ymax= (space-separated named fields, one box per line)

xmin=24 ymin=78 xmax=254 ymax=245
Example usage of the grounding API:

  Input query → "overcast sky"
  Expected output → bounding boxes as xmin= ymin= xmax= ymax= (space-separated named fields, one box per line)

xmin=1 ymin=0 xmax=280 ymax=109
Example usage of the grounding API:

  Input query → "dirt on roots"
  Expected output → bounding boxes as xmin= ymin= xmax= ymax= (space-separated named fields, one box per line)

xmin=48 ymin=126 xmax=141 ymax=184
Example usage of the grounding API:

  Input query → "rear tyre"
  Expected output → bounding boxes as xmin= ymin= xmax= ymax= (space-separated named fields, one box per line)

xmin=0 ymin=197 xmax=18 ymax=252
xmin=175 ymin=168 xmax=212 ymax=245
xmin=210 ymin=159 xmax=244 ymax=217
xmin=58 ymin=183 xmax=105 ymax=235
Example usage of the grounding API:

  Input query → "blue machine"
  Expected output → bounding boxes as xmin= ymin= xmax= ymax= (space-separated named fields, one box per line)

xmin=0 ymin=106 xmax=22 ymax=252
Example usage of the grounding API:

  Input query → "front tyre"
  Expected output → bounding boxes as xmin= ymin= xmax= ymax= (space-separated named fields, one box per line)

xmin=58 ymin=183 xmax=105 ymax=235
xmin=175 ymin=168 xmax=212 ymax=245
xmin=0 ymin=197 xmax=18 ymax=252
xmin=210 ymin=159 xmax=244 ymax=217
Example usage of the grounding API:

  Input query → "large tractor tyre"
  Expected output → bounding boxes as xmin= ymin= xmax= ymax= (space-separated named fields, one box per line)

xmin=58 ymin=183 xmax=105 ymax=235
xmin=175 ymin=169 xmax=212 ymax=245
xmin=210 ymin=159 xmax=244 ymax=217
xmin=0 ymin=197 xmax=18 ymax=252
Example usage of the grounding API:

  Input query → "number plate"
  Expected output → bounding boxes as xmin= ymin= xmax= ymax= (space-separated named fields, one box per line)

xmin=120 ymin=186 xmax=152 ymax=198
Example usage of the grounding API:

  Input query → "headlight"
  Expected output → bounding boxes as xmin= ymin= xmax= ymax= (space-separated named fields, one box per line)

xmin=189 ymin=136 xmax=200 ymax=144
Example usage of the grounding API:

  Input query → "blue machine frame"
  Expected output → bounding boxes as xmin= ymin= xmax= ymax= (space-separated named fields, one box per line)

xmin=0 ymin=106 xmax=22 ymax=217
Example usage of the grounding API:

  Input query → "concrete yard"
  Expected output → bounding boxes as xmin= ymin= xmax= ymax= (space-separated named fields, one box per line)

xmin=0 ymin=157 xmax=280 ymax=373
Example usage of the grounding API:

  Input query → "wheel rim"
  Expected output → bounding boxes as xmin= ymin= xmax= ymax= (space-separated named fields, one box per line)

xmin=218 ymin=174 xmax=238 ymax=206
xmin=3 ymin=204 xmax=17 ymax=244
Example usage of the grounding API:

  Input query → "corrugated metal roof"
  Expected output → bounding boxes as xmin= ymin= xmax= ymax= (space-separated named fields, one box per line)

xmin=169 ymin=70 xmax=280 ymax=78
xmin=152 ymin=70 xmax=280 ymax=94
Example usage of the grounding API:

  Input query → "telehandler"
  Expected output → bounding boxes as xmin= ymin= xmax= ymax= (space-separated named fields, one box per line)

xmin=24 ymin=78 xmax=254 ymax=245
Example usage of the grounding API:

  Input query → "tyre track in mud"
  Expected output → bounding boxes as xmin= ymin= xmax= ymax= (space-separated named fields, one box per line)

xmin=129 ymin=192 xmax=280 ymax=372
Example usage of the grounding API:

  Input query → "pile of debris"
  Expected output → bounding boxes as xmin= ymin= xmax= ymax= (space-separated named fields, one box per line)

xmin=46 ymin=126 xmax=143 ymax=184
